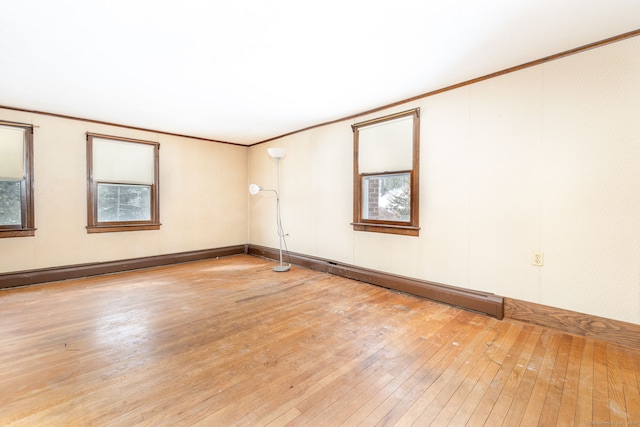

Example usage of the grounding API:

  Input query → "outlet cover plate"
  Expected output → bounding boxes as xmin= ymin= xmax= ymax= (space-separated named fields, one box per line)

xmin=532 ymin=252 xmax=544 ymax=267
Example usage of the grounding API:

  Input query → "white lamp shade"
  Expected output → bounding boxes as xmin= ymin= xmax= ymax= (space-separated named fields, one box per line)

xmin=267 ymin=147 xmax=286 ymax=159
xmin=248 ymin=183 xmax=262 ymax=195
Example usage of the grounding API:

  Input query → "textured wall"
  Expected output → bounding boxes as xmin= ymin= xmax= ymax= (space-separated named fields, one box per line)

xmin=0 ymin=110 xmax=248 ymax=273
xmin=248 ymin=35 xmax=640 ymax=324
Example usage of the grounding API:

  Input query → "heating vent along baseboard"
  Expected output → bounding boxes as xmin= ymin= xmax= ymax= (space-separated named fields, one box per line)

xmin=247 ymin=244 xmax=504 ymax=319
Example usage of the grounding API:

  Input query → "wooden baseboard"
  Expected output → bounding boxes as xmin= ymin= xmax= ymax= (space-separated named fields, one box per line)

xmin=0 ymin=245 xmax=248 ymax=289
xmin=248 ymin=244 xmax=504 ymax=319
xmin=254 ymin=244 xmax=639 ymax=349
xmin=504 ymin=297 xmax=640 ymax=350
xmin=5 ymin=244 xmax=637 ymax=349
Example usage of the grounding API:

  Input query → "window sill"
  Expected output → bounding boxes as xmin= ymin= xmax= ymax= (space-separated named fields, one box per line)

xmin=0 ymin=228 xmax=36 ymax=238
xmin=351 ymin=223 xmax=419 ymax=236
xmin=87 ymin=223 xmax=161 ymax=233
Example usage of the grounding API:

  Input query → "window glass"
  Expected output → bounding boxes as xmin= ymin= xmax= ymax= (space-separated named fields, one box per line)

xmin=362 ymin=173 xmax=411 ymax=222
xmin=0 ymin=181 xmax=22 ymax=225
xmin=97 ymin=183 xmax=151 ymax=222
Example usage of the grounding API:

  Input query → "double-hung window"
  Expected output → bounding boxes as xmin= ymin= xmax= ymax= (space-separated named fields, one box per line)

xmin=86 ymin=133 xmax=160 ymax=233
xmin=352 ymin=108 xmax=420 ymax=236
xmin=0 ymin=122 xmax=35 ymax=238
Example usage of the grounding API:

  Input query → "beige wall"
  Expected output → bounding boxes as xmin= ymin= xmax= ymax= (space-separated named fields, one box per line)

xmin=248 ymin=35 xmax=640 ymax=324
xmin=3 ymin=35 xmax=638 ymax=326
xmin=0 ymin=110 xmax=248 ymax=273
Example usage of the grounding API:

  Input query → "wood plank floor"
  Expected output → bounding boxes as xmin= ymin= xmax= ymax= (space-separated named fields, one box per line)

xmin=1 ymin=254 xmax=639 ymax=426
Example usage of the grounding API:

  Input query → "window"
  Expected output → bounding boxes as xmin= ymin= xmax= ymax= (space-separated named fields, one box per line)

xmin=0 ymin=122 xmax=35 ymax=238
xmin=86 ymin=133 xmax=160 ymax=233
xmin=352 ymin=108 xmax=420 ymax=236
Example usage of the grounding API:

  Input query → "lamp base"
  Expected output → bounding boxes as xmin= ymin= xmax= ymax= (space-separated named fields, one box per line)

xmin=273 ymin=264 xmax=291 ymax=272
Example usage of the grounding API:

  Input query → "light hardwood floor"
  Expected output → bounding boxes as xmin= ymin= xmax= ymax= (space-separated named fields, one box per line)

xmin=1 ymin=255 xmax=639 ymax=426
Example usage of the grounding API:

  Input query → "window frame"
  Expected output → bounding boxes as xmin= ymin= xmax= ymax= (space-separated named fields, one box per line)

xmin=0 ymin=121 xmax=35 ymax=238
xmin=86 ymin=133 xmax=160 ymax=233
xmin=352 ymin=108 xmax=420 ymax=236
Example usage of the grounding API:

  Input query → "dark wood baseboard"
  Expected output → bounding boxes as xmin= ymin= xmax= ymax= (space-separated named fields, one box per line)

xmin=9 ymin=244 xmax=637 ymax=349
xmin=0 ymin=245 xmax=248 ymax=289
xmin=248 ymin=244 xmax=504 ymax=319
xmin=504 ymin=297 xmax=640 ymax=350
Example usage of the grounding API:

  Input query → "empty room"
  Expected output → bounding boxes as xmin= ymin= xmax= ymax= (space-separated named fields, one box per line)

xmin=1 ymin=1 xmax=640 ymax=425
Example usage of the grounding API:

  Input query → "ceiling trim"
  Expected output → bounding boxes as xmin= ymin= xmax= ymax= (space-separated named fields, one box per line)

xmin=0 ymin=104 xmax=242 ymax=147
xmin=252 ymin=28 xmax=640 ymax=146
xmin=1 ymin=28 xmax=638 ymax=148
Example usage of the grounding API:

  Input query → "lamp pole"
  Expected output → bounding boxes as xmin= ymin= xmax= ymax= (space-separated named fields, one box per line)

xmin=272 ymin=154 xmax=289 ymax=272
xmin=249 ymin=147 xmax=290 ymax=272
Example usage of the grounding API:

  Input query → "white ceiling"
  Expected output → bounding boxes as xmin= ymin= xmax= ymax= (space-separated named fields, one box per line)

xmin=1 ymin=1 xmax=639 ymax=145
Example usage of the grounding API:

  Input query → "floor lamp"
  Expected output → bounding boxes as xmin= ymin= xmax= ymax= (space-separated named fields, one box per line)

xmin=249 ymin=147 xmax=290 ymax=272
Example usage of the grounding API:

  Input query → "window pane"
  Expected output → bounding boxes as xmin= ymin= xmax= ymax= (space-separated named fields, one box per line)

xmin=362 ymin=173 xmax=410 ymax=222
xmin=0 ymin=181 xmax=22 ymax=225
xmin=97 ymin=183 xmax=151 ymax=222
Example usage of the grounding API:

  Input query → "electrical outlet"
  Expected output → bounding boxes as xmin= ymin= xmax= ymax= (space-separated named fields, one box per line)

xmin=532 ymin=252 xmax=544 ymax=267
